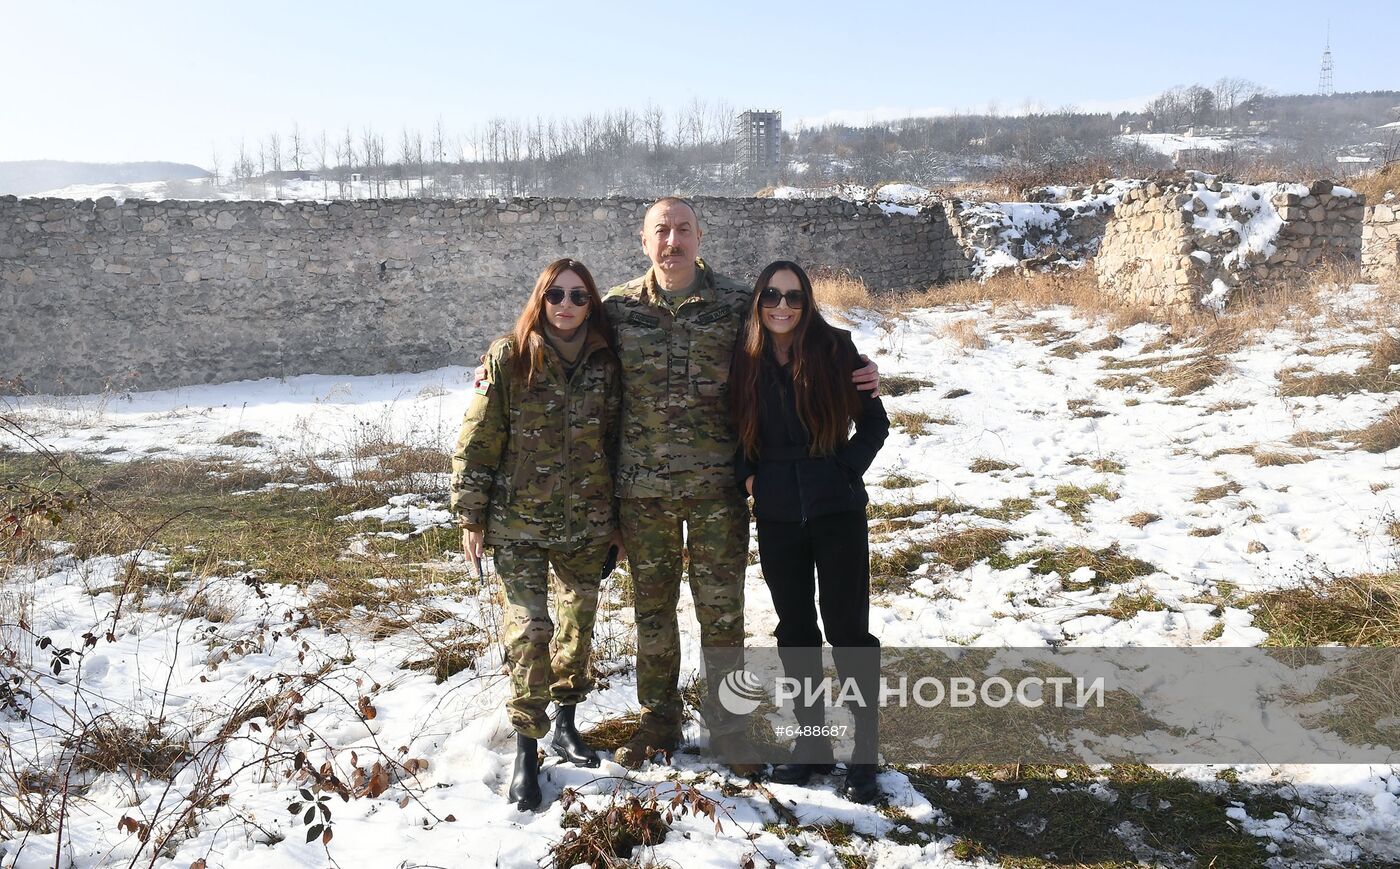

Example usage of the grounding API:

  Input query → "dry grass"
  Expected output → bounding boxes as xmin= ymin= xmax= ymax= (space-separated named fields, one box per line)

xmin=1104 ymin=590 xmax=1169 ymax=621
xmin=992 ymin=544 xmax=1157 ymax=591
xmin=811 ymin=270 xmax=872 ymax=311
xmin=1192 ymin=481 xmax=1243 ymax=503
xmin=1253 ymin=450 xmax=1312 ymax=467
xmin=938 ymin=318 xmax=988 ymax=349
xmin=1126 ymin=512 xmax=1161 ymax=528
xmin=1344 ymin=406 xmax=1400 ymax=454
xmin=1345 ymin=161 xmax=1400 ymax=205
xmin=1052 ymin=483 xmax=1119 ymax=523
xmin=71 ymin=719 xmax=192 ymax=778
xmin=968 ymin=457 xmax=1016 ymax=473
xmin=928 ymin=527 xmax=1020 ymax=572
xmin=888 ymin=409 xmax=950 ymax=436
xmin=214 ymin=430 xmax=262 ymax=447
xmin=1278 ymin=332 xmax=1400 ymax=397
xmin=1250 ymin=570 xmax=1400 ymax=646
xmin=1188 ymin=526 xmax=1223 ymax=538
xmin=879 ymin=374 xmax=937 ymax=396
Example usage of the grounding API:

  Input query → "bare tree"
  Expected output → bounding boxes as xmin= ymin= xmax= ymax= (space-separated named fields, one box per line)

xmin=289 ymin=123 xmax=306 ymax=172
xmin=314 ymin=129 xmax=329 ymax=198
xmin=267 ymin=131 xmax=284 ymax=197
xmin=208 ymin=145 xmax=221 ymax=193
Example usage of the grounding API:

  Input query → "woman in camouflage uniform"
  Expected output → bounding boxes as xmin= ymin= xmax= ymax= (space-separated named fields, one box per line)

xmin=450 ymin=258 xmax=622 ymax=811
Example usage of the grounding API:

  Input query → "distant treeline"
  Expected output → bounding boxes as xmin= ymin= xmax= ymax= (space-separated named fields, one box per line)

xmin=21 ymin=83 xmax=1393 ymax=200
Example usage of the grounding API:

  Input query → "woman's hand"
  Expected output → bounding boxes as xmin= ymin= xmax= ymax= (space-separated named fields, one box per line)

xmin=852 ymin=354 xmax=880 ymax=396
xmin=462 ymin=528 xmax=484 ymax=564
xmin=745 ymin=475 xmax=755 ymax=497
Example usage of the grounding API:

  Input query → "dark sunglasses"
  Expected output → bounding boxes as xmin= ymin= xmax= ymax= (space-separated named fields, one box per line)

xmin=758 ymin=287 xmax=806 ymax=309
xmin=543 ymin=287 xmax=590 ymax=306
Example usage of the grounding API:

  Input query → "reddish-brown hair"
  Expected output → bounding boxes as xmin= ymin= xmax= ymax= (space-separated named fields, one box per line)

xmin=507 ymin=258 xmax=616 ymax=387
xmin=730 ymin=261 xmax=862 ymax=459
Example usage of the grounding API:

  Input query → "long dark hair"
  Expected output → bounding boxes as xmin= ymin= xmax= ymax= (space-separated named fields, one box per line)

xmin=507 ymin=258 xmax=616 ymax=387
xmin=730 ymin=261 xmax=862 ymax=459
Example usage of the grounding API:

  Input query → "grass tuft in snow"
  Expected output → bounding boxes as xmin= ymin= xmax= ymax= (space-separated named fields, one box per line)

xmin=1052 ymin=483 xmax=1119 ymax=523
xmin=1250 ymin=570 xmax=1400 ymax=647
xmin=888 ymin=409 xmax=950 ymax=436
xmin=1344 ymin=406 xmax=1400 ymax=454
xmin=992 ymin=544 xmax=1157 ymax=592
xmin=902 ymin=764 xmax=1289 ymax=868
xmin=968 ymin=457 xmax=1017 ymax=474
xmin=877 ymin=374 xmax=937 ymax=397
xmin=1277 ymin=332 xmax=1400 ymax=398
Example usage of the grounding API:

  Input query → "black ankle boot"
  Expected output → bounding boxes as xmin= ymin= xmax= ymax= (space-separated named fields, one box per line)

xmin=841 ymin=763 xmax=879 ymax=803
xmin=770 ymin=735 xmax=836 ymax=785
xmin=508 ymin=734 xmax=542 ymax=810
xmin=550 ymin=705 xmax=599 ymax=768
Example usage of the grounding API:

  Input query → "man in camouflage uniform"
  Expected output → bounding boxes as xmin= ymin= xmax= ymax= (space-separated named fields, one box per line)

xmin=451 ymin=322 xmax=621 ymax=805
xmin=603 ymin=198 xmax=761 ymax=771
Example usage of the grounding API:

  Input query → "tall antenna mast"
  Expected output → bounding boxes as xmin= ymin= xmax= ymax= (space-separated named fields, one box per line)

xmin=1318 ymin=22 xmax=1334 ymax=96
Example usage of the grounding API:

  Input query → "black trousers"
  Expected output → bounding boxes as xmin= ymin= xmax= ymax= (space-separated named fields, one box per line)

xmin=756 ymin=509 xmax=879 ymax=650
xmin=757 ymin=509 xmax=881 ymax=763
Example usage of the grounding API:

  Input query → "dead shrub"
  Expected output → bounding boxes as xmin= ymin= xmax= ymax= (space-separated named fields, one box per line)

xmin=71 ymin=718 xmax=191 ymax=779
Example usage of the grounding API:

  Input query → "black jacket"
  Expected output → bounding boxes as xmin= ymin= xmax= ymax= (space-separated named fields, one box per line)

xmin=733 ymin=332 xmax=889 ymax=522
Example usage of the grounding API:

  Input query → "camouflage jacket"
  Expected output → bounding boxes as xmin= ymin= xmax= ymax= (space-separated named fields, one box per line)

xmin=449 ymin=328 xmax=621 ymax=547
xmin=603 ymin=258 xmax=750 ymax=499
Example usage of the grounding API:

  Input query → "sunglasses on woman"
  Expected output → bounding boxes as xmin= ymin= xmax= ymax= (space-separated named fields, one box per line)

xmin=759 ymin=287 xmax=806 ymax=309
xmin=543 ymin=287 xmax=590 ymax=306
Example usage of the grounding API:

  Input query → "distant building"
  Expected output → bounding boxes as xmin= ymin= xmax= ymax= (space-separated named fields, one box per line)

xmin=736 ymin=109 xmax=782 ymax=182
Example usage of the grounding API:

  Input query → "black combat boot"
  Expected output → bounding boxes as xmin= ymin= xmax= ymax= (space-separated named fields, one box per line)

xmin=770 ymin=734 xmax=836 ymax=786
xmin=841 ymin=762 xmax=879 ymax=803
xmin=550 ymin=705 xmax=599 ymax=767
xmin=835 ymin=645 xmax=881 ymax=804
xmin=508 ymin=733 xmax=542 ymax=811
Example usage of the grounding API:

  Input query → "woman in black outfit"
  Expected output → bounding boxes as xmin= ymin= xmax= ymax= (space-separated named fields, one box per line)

xmin=730 ymin=260 xmax=889 ymax=803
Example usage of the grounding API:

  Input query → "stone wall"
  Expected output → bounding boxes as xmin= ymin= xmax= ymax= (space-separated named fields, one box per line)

xmin=1362 ymin=203 xmax=1400 ymax=281
xmin=945 ymin=180 xmax=1141 ymax=277
xmin=1096 ymin=179 xmax=1365 ymax=309
xmin=1 ymin=195 xmax=968 ymax=394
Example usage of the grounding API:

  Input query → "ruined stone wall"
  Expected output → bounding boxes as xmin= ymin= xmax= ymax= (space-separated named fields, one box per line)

xmin=1096 ymin=179 xmax=1364 ymax=309
xmin=0 ymin=195 xmax=968 ymax=394
xmin=944 ymin=180 xmax=1142 ymax=277
xmin=1362 ymin=203 xmax=1400 ymax=281
xmin=1093 ymin=191 xmax=1198 ymax=307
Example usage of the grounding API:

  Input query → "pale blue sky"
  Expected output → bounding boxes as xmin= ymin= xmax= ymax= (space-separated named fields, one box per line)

xmin=2 ymin=0 xmax=1394 ymax=166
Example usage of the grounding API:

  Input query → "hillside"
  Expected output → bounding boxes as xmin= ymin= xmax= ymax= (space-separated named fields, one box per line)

xmin=0 ymin=160 xmax=210 ymax=197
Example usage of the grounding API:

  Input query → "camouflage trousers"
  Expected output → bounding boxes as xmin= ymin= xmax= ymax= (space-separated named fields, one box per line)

xmin=494 ymin=538 xmax=612 ymax=739
xmin=619 ymin=495 xmax=749 ymax=736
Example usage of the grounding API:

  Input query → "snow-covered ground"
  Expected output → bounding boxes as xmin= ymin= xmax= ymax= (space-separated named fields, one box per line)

xmin=3 ymin=287 xmax=1399 ymax=867
xmin=1116 ymin=132 xmax=1272 ymax=158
